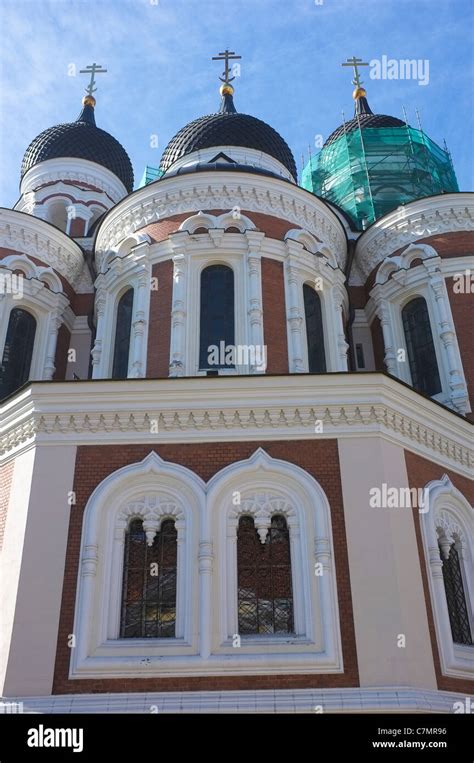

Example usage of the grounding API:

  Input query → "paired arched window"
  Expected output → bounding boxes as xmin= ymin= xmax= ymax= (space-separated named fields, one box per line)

xmin=303 ymin=284 xmax=326 ymax=373
xmin=199 ymin=265 xmax=235 ymax=370
xmin=439 ymin=538 xmax=472 ymax=645
xmin=120 ymin=518 xmax=178 ymax=638
xmin=112 ymin=288 xmax=134 ymax=379
xmin=237 ymin=514 xmax=294 ymax=635
xmin=0 ymin=308 xmax=36 ymax=399
xmin=402 ymin=297 xmax=441 ymax=396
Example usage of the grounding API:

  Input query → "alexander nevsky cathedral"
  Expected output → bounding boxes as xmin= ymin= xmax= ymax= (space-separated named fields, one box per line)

xmin=0 ymin=52 xmax=472 ymax=714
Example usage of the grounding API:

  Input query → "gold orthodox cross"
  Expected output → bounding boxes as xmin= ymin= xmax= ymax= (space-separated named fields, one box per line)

xmin=79 ymin=62 xmax=108 ymax=96
xmin=341 ymin=56 xmax=369 ymax=88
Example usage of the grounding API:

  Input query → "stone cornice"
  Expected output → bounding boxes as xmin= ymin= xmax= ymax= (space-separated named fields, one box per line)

xmin=0 ymin=208 xmax=85 ymax=287
xmin=355 ymin=194 xmax=474 ymax=280
xmin=1 ymin=374 xmax=471 ymax=476
xmin=18 ymin=158 xmax=128 ymax=204
xmin=95 ymin=172 xmax=347 ymax=268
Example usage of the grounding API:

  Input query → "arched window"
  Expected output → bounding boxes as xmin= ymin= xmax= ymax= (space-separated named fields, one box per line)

xmin=120 ymin=518 xmax=177 ymax=638
xmin=402 ymin=297 xmax=441 ymax=396
xmin=237 ymin=514 xmax=294 ymax=635
xmin=303 ymin=284 xmax=326 ymax=372
xmin=439 ymin=539 xmax=472 ymax=645
xmin=199 ymin=265 xmax=235 ymax=370
xmin=112 ymin=288 xmax=133 ymax=379
xmin=0 ymin=308 xmax=36 ymax=399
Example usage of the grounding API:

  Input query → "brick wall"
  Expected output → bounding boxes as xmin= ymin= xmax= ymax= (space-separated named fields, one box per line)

xmin=138 ymin=211 xmax=300 ymax=243
xmin=405 ymin=451 xmax=474 ymax=695
xmin=261 ymin=258 xmax=289 ymax=373
xmin=146 ymin=260 xmax=173 ymax=378
xmin=53 ymin=439 xmax=359 ymax=693
xmin=0 ymin=460 xmax=14 ymax=551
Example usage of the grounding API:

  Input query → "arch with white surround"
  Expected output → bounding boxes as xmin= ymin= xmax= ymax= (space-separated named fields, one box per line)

xmin=70 ymin=452 xmax=205 ymax=678
xmin=420 ymin=474 xmax=474 ymax=679
xmin=206 ymin=448 xmax=343 ymax=671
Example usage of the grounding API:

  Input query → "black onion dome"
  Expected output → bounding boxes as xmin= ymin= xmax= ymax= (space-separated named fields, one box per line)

xmin=21 ymin=101 xmax=134 ymax=192
xmin=324 ymin=92 xmax=405 ymax=147
xmin=160 ymin=91 xmax=297 ymax=180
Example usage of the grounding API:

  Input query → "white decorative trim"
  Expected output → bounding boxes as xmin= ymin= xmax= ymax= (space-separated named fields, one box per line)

xmin=0 ymin=209 xmax=85 ymax=287
xmin=207 ymin=449 xmax=342 ymax=671
xmin=0 ymin=277 xmax=69 ymax=382
xmin=95 ymin=171 xmax=347 ymax=270
xmin=284 ymin=238 xmax=349 ymax=372
xmin=369 ymin=246 xmax=471 ymax=414
xmin=178 ymin=210 xmax=256 ymax=234
xmin=91 ymin=244 xmax=151 ymax=379
xmin=163 ymin=145 xmax=295 ymax=182
xmin=0 ymin=254 xmax=63 ymax=293
xmin=18 ymin=158 xmax=128 ymax=206
xmin=420 ymin=475 xmax=474 ymax=679
xmin=7 ymin=687 xmax=473 ymax=714
xmin=356 ymin=193 xmax=474 ymax=279
xmin=1 ymin=375 xmax=472 ymax=477
xmin=71 ymin=452 xmax=204 ymax=678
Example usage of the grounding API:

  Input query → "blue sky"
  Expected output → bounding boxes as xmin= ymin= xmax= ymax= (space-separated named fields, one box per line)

xmin=1 ymin=0 xmax=473 ymax=206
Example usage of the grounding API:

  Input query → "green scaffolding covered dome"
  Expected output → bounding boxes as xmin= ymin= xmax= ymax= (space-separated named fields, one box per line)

xmin=302 ymin=90 xmax=459 ymax=230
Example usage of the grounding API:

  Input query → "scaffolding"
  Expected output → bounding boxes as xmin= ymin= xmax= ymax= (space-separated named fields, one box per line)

xmin=301 ymin=123 xmax=459 ymax=229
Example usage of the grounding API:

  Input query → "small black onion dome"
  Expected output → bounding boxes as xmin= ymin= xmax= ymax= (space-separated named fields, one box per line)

xmin=324 ymin=88 xmax=405 ymax=147
xmin=21 ymin=96 xmax=134 ymax=192
xmin=160 ymin=86 xmax=297 ymax=181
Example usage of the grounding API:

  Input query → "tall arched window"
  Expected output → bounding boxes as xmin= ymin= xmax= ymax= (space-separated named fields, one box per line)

xmin=199 ymin=265 xmax=235 ymax=370
xmin=237 ymin=514 xmax=294 ymax=635
xmin=402 ymin=297 xmax=441 ymax=396
xmin=439 ymin=539 xmax=473 ymax=645
xmin=303 ymin=284 xmax=326 ymax=373
xmin=0 ymin=308 xmax=36 ymax=399
xmin=112 ymin=288 xmax=133 ymax=379
xmin=120 ymin=518 xmax=177 ymax=638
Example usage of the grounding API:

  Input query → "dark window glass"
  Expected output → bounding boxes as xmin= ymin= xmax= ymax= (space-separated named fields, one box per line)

xmin=237 ymin=515 xmax=294 ymax=635
xmin=440 ymin=542 xmax=472 ymax=645
xmin=112 ymin=288 xmax=133 ymax=379
xmin=303 ymin=284 xmax=326 ymax=373
xmin=120 ymin=518 xmax=177 ymax=638
xmin=199 ymin=265 xmax=235 ymax=370
xmin=0 ymin=308 xmax=36 ymax=399
xmin=402 ymin=297 xmax=441 ymax=396
xmin=356 ymin=343 xmax=365 ymax=369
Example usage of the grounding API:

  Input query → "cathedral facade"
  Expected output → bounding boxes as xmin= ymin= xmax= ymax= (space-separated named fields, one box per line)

xmin=0 ymin=59 xmax=472 ymax=713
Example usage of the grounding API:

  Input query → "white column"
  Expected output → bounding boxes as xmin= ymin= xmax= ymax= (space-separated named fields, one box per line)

xmin=169 ymin=254 xmax=187 ymax=377
xmin=428 ymin=271 xmax=469 ymax=413
xmin=199 ymin=541 xmax=214 ymax=659
xmin=91 ymin=289 xmax=107 ymax=378
xmin=129 ymin=267 xmax=150 ymax=378
xmin=247 ymin=252 xmax=265 ymax=372
xmin=331 ymin=281 xmax=349 ymax=371
xmin=375 ymin=298 xmax=398 ymax=376
xmin=43 ymin=312 xmax=61 ymax=380
xmin=285 ymin=253 xmax=305 ymax=372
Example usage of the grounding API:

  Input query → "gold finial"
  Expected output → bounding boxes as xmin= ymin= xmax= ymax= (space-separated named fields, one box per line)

xmin=82 ymin=94 xmax=96 ymax=108
xmin=220 ymin=83 xmax=234 ymax=96
xmin=353 ymin=86 xmax=366 ymax=100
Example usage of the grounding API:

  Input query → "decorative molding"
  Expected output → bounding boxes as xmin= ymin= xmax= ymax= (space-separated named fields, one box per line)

xmin=0 ymin=208 xmax=85 ymax=287
xmin=178 ymin=210 xmax=256 ymax=235
xmin=95 ymin=171 xmax=347 ymax=270
xmin=420 ymin=475 xmax=474 ymax=679
xmin=355 ymin=193 xmax=474 ymax=279
xmin=8 ymin=687 xmax=474 ymax=714
xmin=18 ymin=157 xmax=128 ymax=205
xmin=1 ymin=375 xmax=472 ymax=477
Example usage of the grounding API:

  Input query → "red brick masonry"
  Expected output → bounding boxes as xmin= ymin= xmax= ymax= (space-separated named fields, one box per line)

xmin=53 ymin=439 xmax=359 ymax=693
